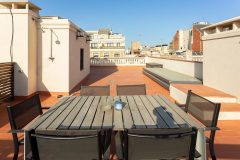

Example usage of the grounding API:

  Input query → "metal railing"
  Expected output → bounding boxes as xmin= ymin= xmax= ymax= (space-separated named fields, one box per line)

xmin=90 ymin=57 xmax=146 ymax=66
xmin=0 ymin=62 xmax=14 ymax=102
xmin=150 ymin=55 xmax=203 ymax=62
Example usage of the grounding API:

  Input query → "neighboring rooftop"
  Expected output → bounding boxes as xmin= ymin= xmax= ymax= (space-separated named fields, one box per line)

xmin=98 ymin=28 xmax=112 ymax=35
xmin=202 ymin=16 xmax=240 ymax=30
xmin=202 ymin=16 xmax=240 ymax=36
xmin=193 ymin=21 xmax=210 ymax=25
xmin=41 ymin=16 xmax=63 ymax=19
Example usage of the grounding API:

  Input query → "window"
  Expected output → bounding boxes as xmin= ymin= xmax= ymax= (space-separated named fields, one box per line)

xmin=80 ymin=49 xmax=84 ymax=70
xmin=116 ymin=43 xmax=121 ymax=47
xmin=91 ymin=43 xmax=98 ymax=48
xmin=93 ymin=52 xmax=99 ymax=58
xmin=104 ymin=52 xmax=109 ymax=58
xmin=114 ymin=52 xmax=120 ymax=57
xmin=107 ymin=43 xmax=114 ymax=47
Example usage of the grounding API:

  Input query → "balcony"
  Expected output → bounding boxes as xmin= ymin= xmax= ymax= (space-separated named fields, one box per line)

xmin=91 ymin=46 xmax=125 ymax=49
xmin=90 ymin=57 xmax=146 ymax=66
xmin=1 ymin=57 xmax=240 ymax=160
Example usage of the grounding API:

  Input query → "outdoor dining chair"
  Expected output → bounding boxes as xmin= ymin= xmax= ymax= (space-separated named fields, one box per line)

xmin=122 ymin=127 xmax=198 ymax=160
xmin=7 ymin=94 xmax=43 ymax=160
xmin=29 ymin=130 xmax=103 ymax=160
xmin=116 ymin=84 xmax=146 ymax=95
xmin=80 ymin=85 xmax=110 ymax=96
xmin=80 ymin=85 xmax=111 ymax=155
xmin=180 ymin=90 xmax=221 ymax=160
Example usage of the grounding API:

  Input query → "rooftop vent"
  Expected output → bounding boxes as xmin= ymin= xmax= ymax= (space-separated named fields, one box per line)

xmin=41 ymin=16 xmax=63 ymax=20
xmin=98 ymin=28 xmax=111 ymax=35
xmin=193 ymin=21 xmax=210 ymax=25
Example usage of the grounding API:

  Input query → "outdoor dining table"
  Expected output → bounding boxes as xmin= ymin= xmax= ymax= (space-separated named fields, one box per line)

xmin=25 ymin=95 xmax=206 ymax=160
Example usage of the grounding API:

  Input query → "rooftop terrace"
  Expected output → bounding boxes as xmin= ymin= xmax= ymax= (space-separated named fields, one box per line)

xmin=0 ymin=66 xmax=240 ymax=160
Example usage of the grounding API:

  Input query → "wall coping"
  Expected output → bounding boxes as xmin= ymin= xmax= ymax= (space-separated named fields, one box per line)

xmin=202 ymin=30 xmax=240 ymax=41
xmin=148 ymin=56 xmax=203 ymax=64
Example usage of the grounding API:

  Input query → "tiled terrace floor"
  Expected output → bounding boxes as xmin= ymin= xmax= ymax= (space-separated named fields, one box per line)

xmin=0 ymin=66 xmax=240 ymax=159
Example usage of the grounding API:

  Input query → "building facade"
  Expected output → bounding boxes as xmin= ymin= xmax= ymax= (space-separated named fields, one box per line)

xmin=202 ymin=16 xmax=240 ymax=101
xmin=87 ymin=29 xmax=125 ymax=58
xmin=172 ymin=22 xmax=209 ymax=54
xmin=0 ymin=1 xmax=90 ymax=96
xmin=155 ymin=44 xmax=169 ymax=55
xmin=130 ymin=41 xmax=141 ymax=55
xmin=172 ymin=30 xmax=179 ymax=51
xmin=172 ymin=29 xmax=191 ymax=52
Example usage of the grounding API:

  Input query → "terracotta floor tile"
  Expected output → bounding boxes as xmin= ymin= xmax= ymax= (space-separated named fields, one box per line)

xmin=220 ymin=103 xmax=240 ymax=112
xmin=172 ymin=84 xmax=236 ymax=98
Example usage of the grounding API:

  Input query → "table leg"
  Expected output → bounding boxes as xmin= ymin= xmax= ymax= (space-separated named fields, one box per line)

xmin=115 ymin=131 xmax=123 ymax=159
xmin=24 ymin=131 xmax=31 ymax=160
xmin=196 ymin=129 xmax=206 ymax=160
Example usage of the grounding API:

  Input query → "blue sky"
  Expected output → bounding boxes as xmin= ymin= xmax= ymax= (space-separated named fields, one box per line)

xmin=32 ymin=0 xmax=240 ymax=47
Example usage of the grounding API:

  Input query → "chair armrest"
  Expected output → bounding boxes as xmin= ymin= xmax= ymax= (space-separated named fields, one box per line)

xmin=9 ymin=129 xmax=24 ymax=133
xmin=205 ymin=127 xmax=220 ymax=131
xmin=42 ymin=107 xmax=51 ymax=110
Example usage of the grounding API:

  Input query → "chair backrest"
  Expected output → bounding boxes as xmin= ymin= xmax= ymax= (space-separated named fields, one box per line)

xmin=7 ymin=94 xmax=42 ymax=130
xmin=124 ymin=128 xmax=198 ymax=160
xmin=185 ymin=90 xmax=221 ymax=127
xmin=116 ymin=84 xmax=146 ymax=96
xmin=30 ymin=130 xmax=102 ymax=160
xmin=80 ymin=85 xmax=110 ymax=96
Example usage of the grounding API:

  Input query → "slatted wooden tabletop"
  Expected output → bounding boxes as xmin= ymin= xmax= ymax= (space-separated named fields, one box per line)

xmin=27 ymin=95 xmax=204 ymax=132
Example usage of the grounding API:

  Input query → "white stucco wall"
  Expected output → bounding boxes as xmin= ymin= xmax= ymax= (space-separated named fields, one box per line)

xmin=148 ymin=57 xmax=203 ymax=80
xmin=37 ymin=24 xmax=70 ymax=93
xmin=28 ymin=12 xmax=38 ymax=95
xmin=0 ymin=4 xmax=90 ymax=96
xmin=202 ymin=30 xmax=240 ymax=101
xmin=69 ymin=28 xmax=90 ymax=92
xmin=0 ymin=9 xmax=38 ymax=96
xmin=38 ymin=18 xmax=90 ymax=93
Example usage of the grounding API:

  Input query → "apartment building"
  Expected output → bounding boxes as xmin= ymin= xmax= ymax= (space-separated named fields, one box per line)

xmin=140 ymin=44 xmax=169 ymax=57
xmin=202 ymin=16 xmax=240 ymax=101
xmin=87 ymin=29 xmax=125 ymax=58
xmin=130 ymin=41 xmax=141 ymax=55
xmin=0 ymin=0 xmax=90 ymax=96
xmin=153 ymin=44 xmax=169 ymax=55
xmin=172 ymin=29 xmax=191 ymax=52
xmin=172 ymin=22 xmax=209 ymax=54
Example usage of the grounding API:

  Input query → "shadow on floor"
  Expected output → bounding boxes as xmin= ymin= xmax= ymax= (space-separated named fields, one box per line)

xmin=70 ymin=66 xmax=119 ymax=95
xmin=82 ymin=66 xmax=119 ymax=86
xmin=0 ymin=139 xmax=23 ymax=160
